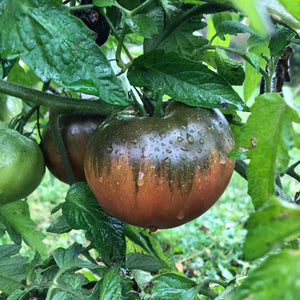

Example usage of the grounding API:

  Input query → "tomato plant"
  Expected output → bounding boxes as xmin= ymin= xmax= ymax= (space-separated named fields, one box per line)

xmin=0 ymin=0 xmax=299 ymax=299
xmin=0 ymin=127 xmax=45 ymax=204
xmin=41 ymin=113 xmax=105 ymax=184
xmin=85 ymin=102 xmax=235 ymax=229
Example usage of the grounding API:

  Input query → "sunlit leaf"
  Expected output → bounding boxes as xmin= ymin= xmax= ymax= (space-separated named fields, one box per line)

xmin=128 ymin=50 xmax=247 ymax=111
xmin=233 ymin=93 xmax=300 ymax=208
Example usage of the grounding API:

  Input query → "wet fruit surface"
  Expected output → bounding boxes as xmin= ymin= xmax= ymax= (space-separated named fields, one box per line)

xmin=85 ymin=102 xmax=235 ymax=229
xmin=41 ymin=114 xmax=105 ymax=184
xmin=0 ymin=128 xmax=45 ymax=204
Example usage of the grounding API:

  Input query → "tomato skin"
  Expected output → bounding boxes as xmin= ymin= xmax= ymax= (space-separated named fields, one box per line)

xmin=0 ymin=128 xmax=45 ymax=204
xmin=84 ymin=102 xmax=235 ymax=229
xmin=0 ymin=94 xmax=23 ymax=122
xmin=41 ymin=114 xmax=105 ymax=184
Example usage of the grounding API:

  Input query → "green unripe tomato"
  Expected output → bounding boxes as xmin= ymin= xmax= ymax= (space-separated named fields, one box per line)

xmin=0 ymin=128 xmax=45 ymax=204
xmin=0 ymin=94 xmax=23 ymax=122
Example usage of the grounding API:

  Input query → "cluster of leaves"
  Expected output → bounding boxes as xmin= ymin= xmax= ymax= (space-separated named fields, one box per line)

xmin=0 ymin=0 xmax=300 ymax=299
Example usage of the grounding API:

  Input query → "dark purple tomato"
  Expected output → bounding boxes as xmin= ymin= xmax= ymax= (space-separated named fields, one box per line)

xmin=41 ymin=114 xmax=105 ymax=184
xmin=84 ymin=102 xmax=235 ymax=230
xmin=72 ymin=2 xmax=110 ymax=47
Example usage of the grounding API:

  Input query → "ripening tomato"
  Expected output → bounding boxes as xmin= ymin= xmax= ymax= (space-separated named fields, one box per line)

xmin=41 ymin=113 xmax=105 ymax=184
xmin=84 ymin=102 xmax=235 ymax=229
xmin=0 ymin=128 xmax=45 ymax=204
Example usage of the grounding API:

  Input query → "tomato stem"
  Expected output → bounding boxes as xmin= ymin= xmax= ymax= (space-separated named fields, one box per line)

xmin=99 ymin=8 xmax=134 ymax=62
xmin=49 ymin=111 xmax=76 ymax=185
xmin=153 ymin=86 xmax=165 ymax=118
xmin=0 ymin=79 xmax=124 ymax=116
xmin=69 ymin=4 xmax=93 ymax=12
xmin=129 ymin=90 xmax=148 ymax=116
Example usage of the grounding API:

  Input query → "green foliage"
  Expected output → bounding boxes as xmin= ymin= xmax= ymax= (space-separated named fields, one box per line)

xmin=61 ymin=183 xmax=126 ymax=266
xmin=244 ymin=197 xmax=300 ymax=260
xmin=233 ymin=93 xmax=300 ymax=208
xmin=128 ymin=50 xmax=247 ymax=110
xmin=0 ymin=201 xmax=47 ymax=258
xmin=0 ymin=0 xmax=299 ymax=299
xmin=232 ymin=250 xmax=300 ymax=300
xmin=0 ymin=245 xmax=28 ymax=295
xmin=0 ymin=0 xmax=129 ymax=105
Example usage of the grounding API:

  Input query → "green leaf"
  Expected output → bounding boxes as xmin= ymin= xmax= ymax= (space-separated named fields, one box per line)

xmin=62 ymin=183 xmax=126 ymax=266
xmin=0 ymin=200 xmax=48 ymax=258
xmin=6 ymin=289 xmax=26 ymax=300
xmin=47 ymin=215 xmax=72 ymax=234
xmin=277 ymin=0 xmax=300 ymax=23
xmin=125 ymin=14 xmax=158 ymax=39
xmin=233 ymin=93 xmax=300 ymax=208
xmin=51 ymin=272 xmax=91 ymax=300
xmin=7 ymin=63 xmax=40 ymax=88
xmin=207 ymin=14 xmax=231 ymax=47
xmin=126 ymin=253 xmax=167 ymax=272
xmin=262 ymin=0 xmax=300 ymax=33
xmin=244 ymin=197 xmax=300 ymax=260
xmin=125 ymin=225 xmax=177 ymax=272
xmin=0 ymin=244 xmax=28 ymax=294
xmin=233 ymin=251 xmax=300 ymax=300
xmin=144 ymin=273 xmax=200 ymax=299
xmin=243 ymin=38 xmax=269 ymax=101
xmin=269 ymin=24 xmax=297 ymax=57
xmin=128 ymin=50 xmax=247 ymax=111
xmin=216 ymin=20 xmax=254 ymax=38
xmin=0 ymin=0 xmax=129 ymax=106
xmin=144 ymin=8 xmax=208 ymax=59
xmin=229 ymin=0 xmax=273 ymax=37
xmin=214 ymin=48 xmax=245 ymax=85
xmin=99 ymin=265 xmax=123 ymax=300
xmin=53 ymin=243 xmax=97 ymax=271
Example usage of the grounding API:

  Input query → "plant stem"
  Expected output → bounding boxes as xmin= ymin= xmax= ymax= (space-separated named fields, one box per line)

xmin=69 ymin=4 xmax=93 ymax=11
xmin=0 ymin=79 xmax=124 ymax=116
xmin=49 ymin=111 xmax=76 ymax=185
xmin=99 ymin=9 xmax=133 ymax=62
xmin=129 ymin=0 xmax=155 ymax=16
xmin=286 ymin=160 xmax=300 ymax=182
xmin=115 ymin=24 xmax=131 ymax=70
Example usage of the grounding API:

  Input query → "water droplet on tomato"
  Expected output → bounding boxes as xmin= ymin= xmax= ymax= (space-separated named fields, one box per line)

xmin=219 ymin=122 xmax=223 ymax=128
xmin=177 ymin=136 xmax=184 ymax=142
xmin=137 ymin=171 xmax=145 ymax=186
xmin=164 ymin=157 xmax=171 ymax=167
xmin=176 ymin=212 xmax=185 ymax=220
xmin=199 ymin=139 xmax=204 ymax=144
xmin=180 ymin=146 xmax=188 ymax=151
xmin=186 ymin=133 xmax=194 ymax=145
xmin=166 ymin=149 xmax=172 ymax=154
xmin=219 ymin=152 xmax=227 ymax=164
xmin=99 ymin=177 xmax=104 ymax=182
xmin=106 ymin=146 xmax=113 ymax=153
